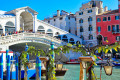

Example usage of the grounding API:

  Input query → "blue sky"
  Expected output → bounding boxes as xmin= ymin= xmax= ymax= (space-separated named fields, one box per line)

xmin=0 ymin=0 xmax=118 ymax=20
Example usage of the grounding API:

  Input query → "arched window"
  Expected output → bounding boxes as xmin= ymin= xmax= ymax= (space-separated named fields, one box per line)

xmin=55 ymin=32 xmax=60 ymax=36
xmin=55 ymin=32 xmax=60 ymax=39
xmin=6 ymin=21 xmax=14 ymax=27
xmin=69 ymin=38 xmax=75 ymax=44
xmin=89 ymin=43 xmax=93 ymax=47
xmin=63 ymin=35 xmax=67 ymax=38
xmin=37 ymin=26 xmax=45 ymax=34
xmin=5 ymin=21 xmax=15 ymax=33
xmin=70 ymin=38 xmax=74 ymax=41
xmin=88 ymin=25 xmax=92 ymax=31
xmin=47 ymin=29 xmax=53 ymax=33
xmin=88 ymin=16 xmax=92 ymax=22
xmin=46 ymin=29 xmax=53 ymax=36
xmin=89 ymin=34 xmax=93 ymax=40
xmin=0 ymin=25 xmax=3 ymax=35
xmin=80 ymin=35 xmax=84 ymax=40
xmin=80 ymin=26 xmax=83 ymax=32
xmin=79 ymin=19 xmax=83 ymax=23
xmin=38 ymin=26 xmax=44 ymax=30
xmin=76 ymin=41 xmax=80 ymax=45
xmin=97 ymin=18 xmax=101 ymax=22
xmin=0 ymin=25 xmax=2 ymax=29
xmin=62 ymin=35 xmax=68 ymax=42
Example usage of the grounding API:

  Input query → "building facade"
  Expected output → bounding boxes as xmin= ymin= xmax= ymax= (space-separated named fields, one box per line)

xmin=44 ymin=0 xmax=120 ymax=46
xmin=44 ymin=0 xmax=106 ymax=47
xmin=75 ymin=0 xmax=104 ymax=46
xmin=44 ymin=10 xmax=77 ymax=35
xmin=96 ymin=0 xmax=120 ymax=45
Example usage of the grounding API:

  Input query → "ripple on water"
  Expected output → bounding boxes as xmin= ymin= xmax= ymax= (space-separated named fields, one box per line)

xmin=31 ymin=64 xmax=120 ymax=80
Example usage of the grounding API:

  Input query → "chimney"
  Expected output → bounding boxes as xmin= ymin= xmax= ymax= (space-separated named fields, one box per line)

xmin=104 ymin=6 xmax=108 ymax=12
xmin=119 ymin=0 xmax=120 ymax=13
xmin=57 ymin=10 xmax=60 ymax=17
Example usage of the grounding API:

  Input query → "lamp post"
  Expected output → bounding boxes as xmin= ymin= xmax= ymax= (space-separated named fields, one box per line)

xmin=104 ymin=63 xmax=113 ymax=76
xmin=100 ymin=53 xmax=113 ymax=80
xmin=79 ymin=57 xmax=94 ymax=80
xmin=104 ymin=53 xmax=113 ymax=76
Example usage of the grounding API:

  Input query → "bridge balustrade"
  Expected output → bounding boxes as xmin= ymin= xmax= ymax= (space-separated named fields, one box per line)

xmin=0 ymin=32 xmax=68 ymax=47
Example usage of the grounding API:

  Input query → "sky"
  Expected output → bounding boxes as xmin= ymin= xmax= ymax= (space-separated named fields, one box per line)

xmin=0 ymin=0 xmax=118 ymax=20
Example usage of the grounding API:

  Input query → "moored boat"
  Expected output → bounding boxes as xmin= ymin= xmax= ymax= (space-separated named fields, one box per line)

xmin=66 ymin=59 xmax=80 ymax=64
xmin=112 ymin=62 xmax=120 ymax=66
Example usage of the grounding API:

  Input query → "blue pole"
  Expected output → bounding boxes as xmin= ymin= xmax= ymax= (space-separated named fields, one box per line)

xmin=6 ymin=50 xmax=9 ymax=59
xmin=26 ymin=54 xmax=29 ymax=80
xmin=26 ymin=54 xmax=29 ymax=61
xmin=38 ymin=58 xmax=41 ymax=80
xmin=10 ymin=56 xmax=14 ymax=80
xmin=25 ymin=43 xmax=29 ymax=80
xmin=51 ymin=42 xmax=55 ymax=77
xmin=7 ymin=55 xmax=10 ymax=80
xmin=16 ymin=55 xmax=18 ymax=80
xmin=25 ymin=43 xmax=28 ymax=51
xmin=11 ymin=56 xmax=13 ymax=64
xmin=0 ymin=53 xmax=3 ymax=80
xmin=51 ymin=42 xmax=54 ymax=59
xmin=36 ymin=56 xmax=38 ymax=80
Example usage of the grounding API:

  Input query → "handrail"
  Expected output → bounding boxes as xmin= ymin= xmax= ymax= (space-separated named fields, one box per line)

xmin=0 ymin=32 xmax=66 ymax=46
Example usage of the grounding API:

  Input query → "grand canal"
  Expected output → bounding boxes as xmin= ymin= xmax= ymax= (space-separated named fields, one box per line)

xmin=41 ymin=64 xmax=120 ymax=80
xmin=10 ymin=43 xmax=120 ymax=80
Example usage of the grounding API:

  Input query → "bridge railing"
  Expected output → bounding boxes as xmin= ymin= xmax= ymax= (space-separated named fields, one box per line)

xmin=0 ymin=32 xmax=66 ymax=46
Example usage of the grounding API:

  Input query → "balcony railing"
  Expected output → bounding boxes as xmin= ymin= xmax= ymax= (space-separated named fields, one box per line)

xmin=112 ymin=30 xmax=120 ymax=34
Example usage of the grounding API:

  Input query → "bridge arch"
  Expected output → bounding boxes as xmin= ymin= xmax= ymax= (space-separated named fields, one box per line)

xmin=69 ymin=38 xmax=75 ymax=44
xmin=54 ymin=32 xmax=61 ymax=39
xmin=0 ymin=25 xmax=3 ymax=35
xmin=62 ymin=35 xmax=68 ymax=42
xmin=76 ymin=41 xmax=80 ymax=45
xmin=46 ymin=29 xmax=53 ymax=36
xmin=37 ymin=26 xmax=45 ymax=34
xmin=20 ymin=11 xmax=33 ymax=32
xmin=5 ymin=21 xmax=15 ymax=33
xmin=6 ymin=21 xmax=14 ymax=27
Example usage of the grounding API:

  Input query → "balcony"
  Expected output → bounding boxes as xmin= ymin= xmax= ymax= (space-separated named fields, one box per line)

xmin=112 ymin=30 xmax=120 ymax=34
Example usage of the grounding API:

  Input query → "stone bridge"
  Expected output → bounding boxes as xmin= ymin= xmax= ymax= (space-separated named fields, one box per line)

xmin=0 ymin=33 xmax=66 ymax=51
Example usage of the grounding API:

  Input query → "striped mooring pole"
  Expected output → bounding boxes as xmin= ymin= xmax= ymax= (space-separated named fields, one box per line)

xmin=36 ymin=56 xmax=38 ymax=80
xmin=51 ymin=41 xmax=55 ymax=77
xmin=36 ymin=56 xmax=41 ymax=80
xmin=25 ymin=43 xmax=28 ymax=51
xmin=51 ymin=42 xmax=54 ymax=59
xmin=25 ymin=43 xmax=29 ymax=80
xmin=6 ymin=50 xmax=9 ymax=59
xmin=0 ymin=53 xmax=3 ymax=80
xmin=11 ymin=56 xmax=13 ymax=64
xmin=11 ymin=56 xmax=15 ymax=80
xmin=16 ymin=55 xmax=18 ymax=80
xmin=26 ymin=53 xmax=29 ymax=80
xmin=7 ymin=55 xmax=10 ymax=80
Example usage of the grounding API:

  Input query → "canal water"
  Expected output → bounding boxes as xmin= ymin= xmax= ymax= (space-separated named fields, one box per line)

xmin=40 ymin=64 xmax=120 ymax=80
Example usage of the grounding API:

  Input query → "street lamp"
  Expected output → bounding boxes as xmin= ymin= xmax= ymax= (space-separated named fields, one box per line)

xmin=56 ymin=61 xmax=63 ymax=70
xmin=104 ymin=62 xmax=113 ymax=76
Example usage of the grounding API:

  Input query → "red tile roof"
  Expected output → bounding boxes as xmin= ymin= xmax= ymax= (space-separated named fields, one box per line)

xmin=98 ymin=9 xmax=119 ymax=15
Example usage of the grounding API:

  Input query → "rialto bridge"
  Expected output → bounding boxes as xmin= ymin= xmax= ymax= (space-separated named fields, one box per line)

xmin=0 ymin=6 xmax=82 ymax=51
